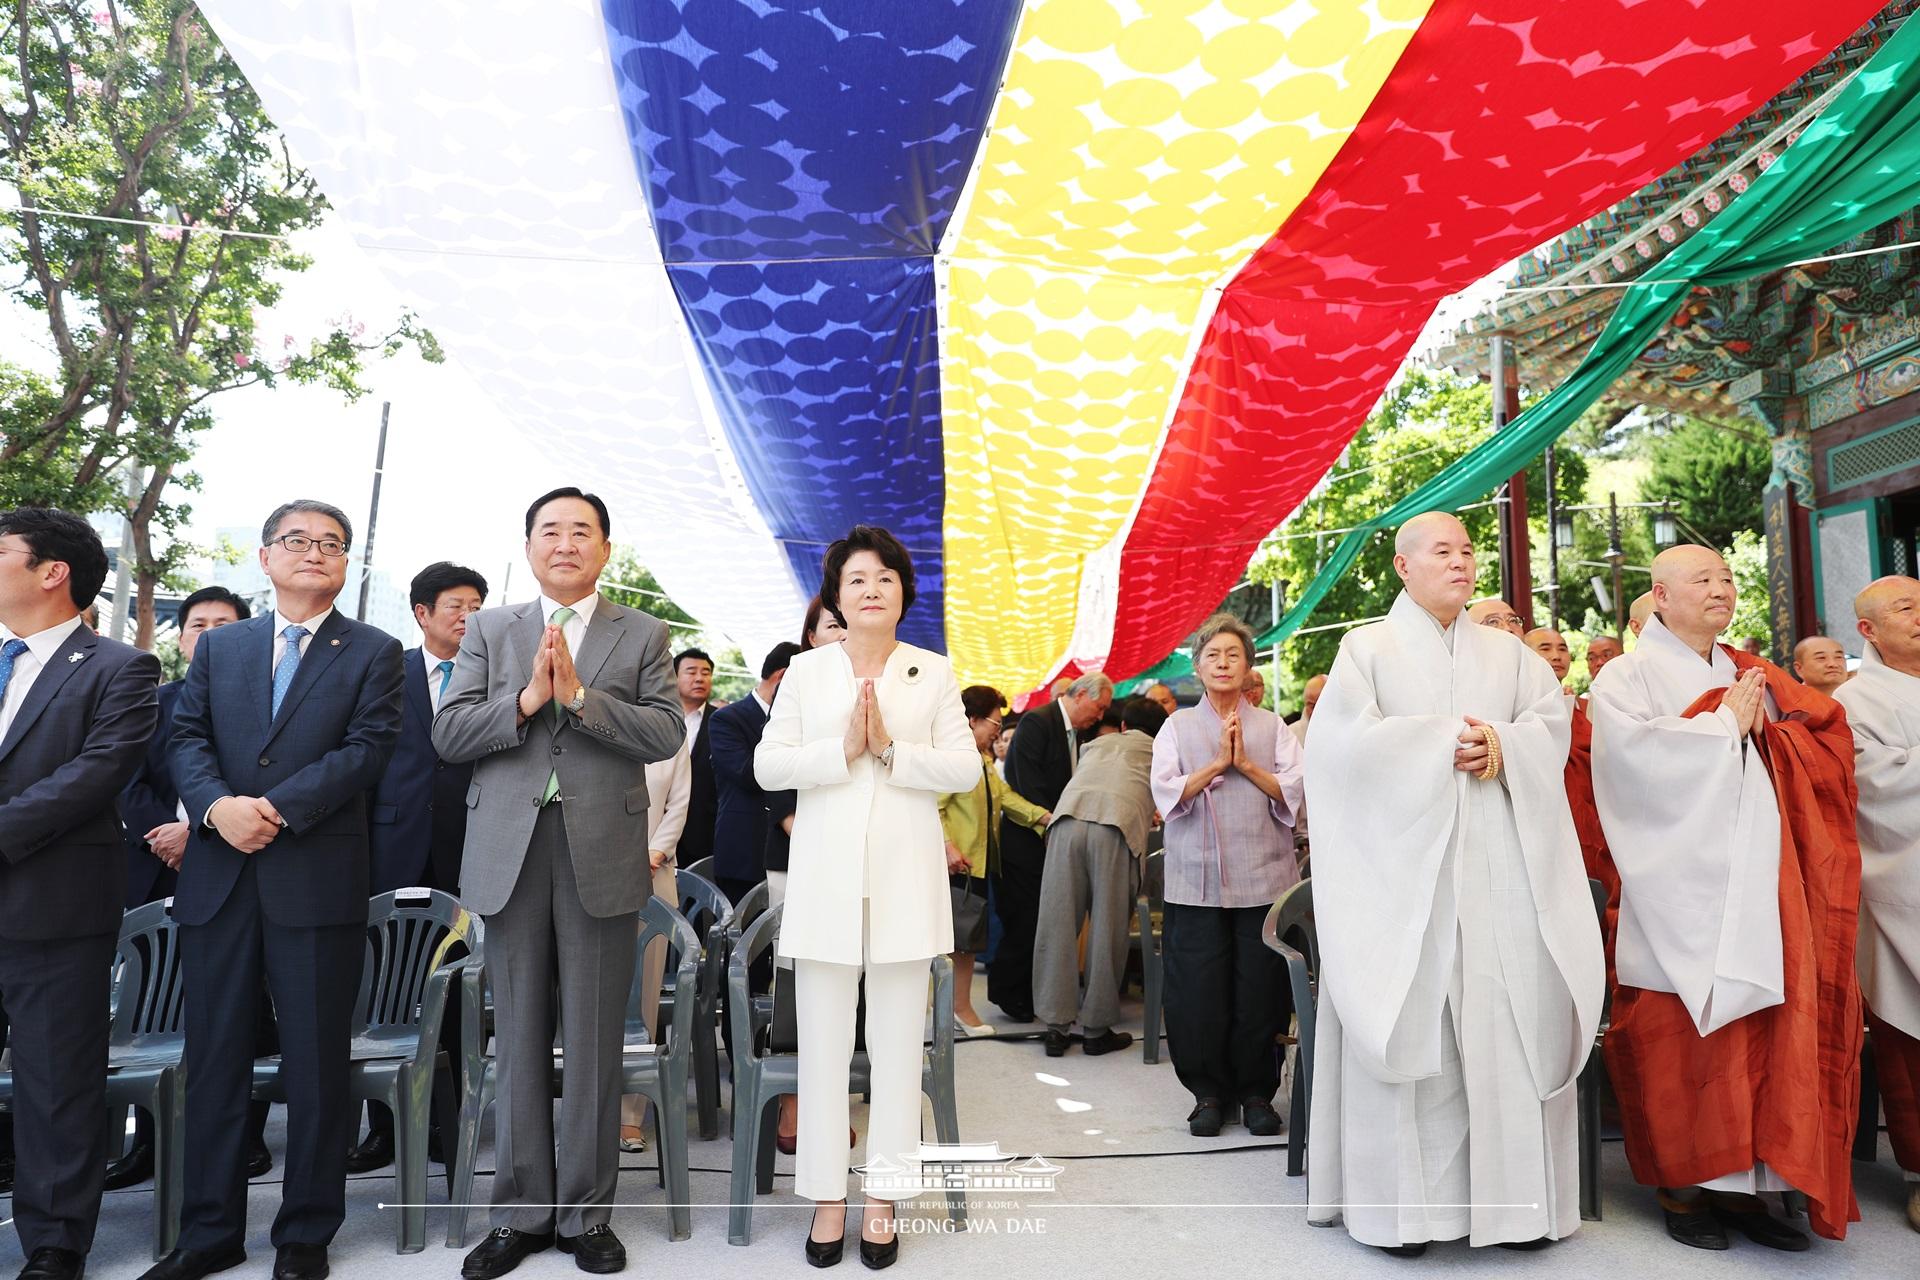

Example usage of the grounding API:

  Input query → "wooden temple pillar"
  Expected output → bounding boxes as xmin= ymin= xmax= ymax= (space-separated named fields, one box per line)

xmin=1732 ymin=367 xmax=1815 ymax=665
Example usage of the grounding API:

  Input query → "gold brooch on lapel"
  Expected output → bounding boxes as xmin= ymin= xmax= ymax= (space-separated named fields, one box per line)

xmin=903 ymin=664 xmax=922 ymax=685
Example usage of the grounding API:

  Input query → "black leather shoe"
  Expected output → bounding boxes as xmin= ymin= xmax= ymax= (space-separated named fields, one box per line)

xmin=1377 ymin=1243 xmax=1427 ymax=1257
xmin=995 ymin=1007 xmax=1035 ymax=1024
xmin=104 ymin=1139 xmax=156 ymax=1190
xmin=246 ymin=1145 xmax=273 ymax=1179
xmin=1082 ymin=1030 xmax=1133 ymax=1057
xmin=1042 ymin=1028 xmax=1070 ymax=1057
xmin=344 ymin=1130 xmax=393 ymax=1173
xmin=1662 ymin=1205 xmax=1729 ymax=1250
xmin=1712 ymin=1206 xmax=1810 ymax=1252
xmin=557 ymin=1225 xmax=626 ymax=1274
xmin=271 ymin=1244 xmax=327 ymax=1280
xmin=1241 ymin=1096 xmax=1281 ymax=1137
xmin=18 ymin=1247 xmax=85 ymax=1280
xmin=806 ymin=1210 xmax=845 ymax=1268
xmin=0 ymin=1156 xmax=15 ymax=1194
xmin=1187 ymin=1099 xmax=1223 ymax=1137
xmin=1495 ymin=1237 xmax=1553 ymax=1251
xmin=461 ymin=1228 xmax=553 ymax=1279
xmin=135 ymin=1246 xmax=247 ymax=1280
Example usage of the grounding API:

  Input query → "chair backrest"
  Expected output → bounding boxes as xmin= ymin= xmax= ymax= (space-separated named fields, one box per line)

xmin=1266 ymin=877 xmax=1317 ymax=977
xmin=728 ymin=903 xmax=781 ymax=1057
xmin=1142 ymin=848 xmax=1164 ymax=908
xmin=678 ymin=856 xmax=715 ymax=884
xmin=110 ymin=898 xmax=185 ymax=1044
xmin=729 ymin=879 xmax=771 ymax=946
xmin=674 ymin=869 xmax=734 ymax=948
xmin=360 ymin=889 xmax=483 ymax=1035
xmin=627 ymin=897 xmax=702 ymax=1047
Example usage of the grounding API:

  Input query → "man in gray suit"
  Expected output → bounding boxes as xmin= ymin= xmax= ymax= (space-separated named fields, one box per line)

xmin=434 ymin=488 xmax=683 ymax=1278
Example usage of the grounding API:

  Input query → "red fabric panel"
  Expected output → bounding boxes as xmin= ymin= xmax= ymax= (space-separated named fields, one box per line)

xmin=1102 ymin=0 xmax=1890 ymax=678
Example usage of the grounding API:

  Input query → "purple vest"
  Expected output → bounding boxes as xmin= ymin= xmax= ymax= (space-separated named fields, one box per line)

xmin=1163 ymin=701 xmax=1299 ymax=909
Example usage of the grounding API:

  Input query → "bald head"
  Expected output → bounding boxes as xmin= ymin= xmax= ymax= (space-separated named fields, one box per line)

xmin=1791 ymin=635 xmax=1848 ymax=695
xmin=1524 ymin=627 xmax=1571 ymax=680
xmin=1585 ymin=634 xmax=1622 ymax=678
xmin=1142 ymin=682 xmax=1177 ymax=717
xmin=1392 ymin=512 xmax=1477 ymax=623
xmin=1468 ymin=597 xmax=1526 ymax=638
xmin=1649 ymin=544 xmax=1734 ymax=653
xmin=1301 ymin=673 xmax=1328 ymax=720
xmin=1854 ymin=574 xmax=1920 ymax=675
xmin=1627 ymin=592 xmax=1655 ymax=636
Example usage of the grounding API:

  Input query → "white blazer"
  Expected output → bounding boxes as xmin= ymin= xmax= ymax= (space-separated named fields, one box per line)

xmin=754 ymin=641 xmax=979 ymax=965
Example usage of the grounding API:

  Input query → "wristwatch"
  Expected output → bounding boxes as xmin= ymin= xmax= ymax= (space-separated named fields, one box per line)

xmin=879 ymin=740 xmax=896 ymax=770
xmin=565 ymin=684 xmax=586 ymax=714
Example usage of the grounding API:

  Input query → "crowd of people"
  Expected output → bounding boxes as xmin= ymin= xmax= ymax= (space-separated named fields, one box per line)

xmin=3 ymin=493 xmax=1919 ymax=1277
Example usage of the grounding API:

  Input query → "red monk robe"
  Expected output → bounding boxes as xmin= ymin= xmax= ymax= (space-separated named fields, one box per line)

xmin=1565 ymin=700 xmax=1617 ymax=954
xmin=1600 ymin=651 xmax=1862 ymax=1240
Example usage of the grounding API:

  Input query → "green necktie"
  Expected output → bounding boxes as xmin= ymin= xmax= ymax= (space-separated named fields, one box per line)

xmin=540 ymin=605 xmax=577 ymax=806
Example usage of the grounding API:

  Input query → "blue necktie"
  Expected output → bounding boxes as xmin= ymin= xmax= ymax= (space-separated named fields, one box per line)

xmin=271 ymin=625 xmax=309 ymax=718
xmin=435 ymin=659 xmax=454 ymax=702
xmin=0 ymin=638 xmax=30 ymax=712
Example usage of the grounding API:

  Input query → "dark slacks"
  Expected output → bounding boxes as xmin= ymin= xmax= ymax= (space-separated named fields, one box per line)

xmin=487 ymin=804 xmax=636 ymax=1235
xmin=1162 ymin=901 xmax=1288 ymax=1106
xmin=178 ymin=859 xmax=363 ymax=1250
xmin=987 ymin=842 xmax=1044 ymax=1019
xmin=0 ymin=931 xmax=117 ymax=1255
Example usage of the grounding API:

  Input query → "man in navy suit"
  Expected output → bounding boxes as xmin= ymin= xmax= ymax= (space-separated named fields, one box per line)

xmin=108 ymin=585 xmax=272 ymax=1192
xmin=706 ymin=642 xmax=803 ymax=904
xmin=0 ymin=508 xmax=161 ymax=1280
xmin=674 ymin=648 xmax=717 ymax=869
xmin=346 ymin=560 xmax=487 ymax=1174
xmin=145 ymin=500 xmax=403 ymax=1280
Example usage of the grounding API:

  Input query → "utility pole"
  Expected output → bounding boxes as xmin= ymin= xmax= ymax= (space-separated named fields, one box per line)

xmin=109 ymin=464 xmax=143 ymax=641
xmin=1544 ymin=445 xmax=1560 ymax=630
xmin=357 ymin=401 xmax=390 ymax=622
xmin=1607 ymin=491 xmax=1626 ymax=640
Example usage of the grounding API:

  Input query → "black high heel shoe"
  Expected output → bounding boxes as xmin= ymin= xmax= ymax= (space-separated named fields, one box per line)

xmin=807 ymin=1205 xmax=846 ymax=1268
xmin=860 ymin=1206 xmax=898 ymax=1270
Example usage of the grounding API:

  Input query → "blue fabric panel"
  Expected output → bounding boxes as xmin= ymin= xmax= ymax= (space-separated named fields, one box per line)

xmin=603 ymin=0 xmax=1021 ymax=262
xmin=671 ymin=257 xmax=946 ymax=650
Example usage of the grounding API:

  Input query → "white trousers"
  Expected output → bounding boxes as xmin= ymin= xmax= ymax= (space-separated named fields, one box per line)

xmin=792 ymin=904 xmax=931 ymax=1203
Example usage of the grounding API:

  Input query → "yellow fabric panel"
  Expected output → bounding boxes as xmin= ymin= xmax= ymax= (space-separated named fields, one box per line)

xmin=940 ymin=0 xmax=1432 ymax=687
xmin=941 ymin=261 xmax=1203 ymax=687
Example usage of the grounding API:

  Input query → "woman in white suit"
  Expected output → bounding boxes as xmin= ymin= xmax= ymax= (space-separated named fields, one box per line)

xmin=755 ymin=526 xmax=979 ymax=1269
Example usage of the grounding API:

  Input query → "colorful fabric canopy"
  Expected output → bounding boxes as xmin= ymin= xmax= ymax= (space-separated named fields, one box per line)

xmin=198 ymin=0 xmax=1884 ymax=688
xmin=1258 ymin=7 xmax=1920 ymax=650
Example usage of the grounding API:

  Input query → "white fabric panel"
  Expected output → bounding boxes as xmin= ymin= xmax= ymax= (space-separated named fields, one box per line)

xmin=194 ymin=0 xmax=805 ymax=662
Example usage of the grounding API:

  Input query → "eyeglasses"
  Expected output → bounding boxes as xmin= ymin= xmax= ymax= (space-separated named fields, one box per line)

xmin=268 ymin=534 xmax=349 ymax=557
xmin=1477 ymin=613 xmax=1524 ymax=630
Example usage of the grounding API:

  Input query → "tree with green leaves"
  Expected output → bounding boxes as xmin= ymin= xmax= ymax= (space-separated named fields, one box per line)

xmin=1641 ymin=415 xmax=1772 ymax=554
xmin=601 ymin=544 xmax=754 ymax=701
xmin=1246 ymin=366 xmax=1590 ymax=710
xmin=0 ymin=0 xmax=438 ymax=644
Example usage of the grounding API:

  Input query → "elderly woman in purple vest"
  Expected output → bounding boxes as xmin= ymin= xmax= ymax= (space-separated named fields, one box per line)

xmin=1149 ymin=613 xmax=1306 ymax=1138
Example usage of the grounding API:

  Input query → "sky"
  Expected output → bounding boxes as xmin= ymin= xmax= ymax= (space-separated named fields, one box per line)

xmin=6 ymin=219 xmax=585 ymax=606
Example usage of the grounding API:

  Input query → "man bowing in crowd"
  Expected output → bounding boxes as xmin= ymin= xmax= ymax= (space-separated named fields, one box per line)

xmin=0 ymin=509 xmax=160 ymax=1280
xmin=1834 ymin=576 xmax=1920 ymax=1232
xmin=153 ymin=501 xmax=404 ymax=1280
xmin=1589 ymin=544 xmax=1862 ymax=1251
xmin=1306 ymin=512 xmax=1602 ymax=1256
xmin=434 ymin=488 xmax=683 ymax=1279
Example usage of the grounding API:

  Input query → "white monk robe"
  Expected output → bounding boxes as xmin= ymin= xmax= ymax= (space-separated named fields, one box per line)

xmin=1835 ymin=642 xmax=1920 ymax=1168
xmin=1306 ymin=592 xmax=1603 ymax=1247
xmin=1587 ymin=614 xmax=1787 ymax=1192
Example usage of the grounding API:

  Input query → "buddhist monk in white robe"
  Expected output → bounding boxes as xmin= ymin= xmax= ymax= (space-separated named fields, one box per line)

xmin=1589 ymin=545 xmax=1860 ymax=1250
xmin=1834 ymin=575 xmax=1920 ymax=1232
xmin=1306 ymin=512 xmax=1603 ymax=1256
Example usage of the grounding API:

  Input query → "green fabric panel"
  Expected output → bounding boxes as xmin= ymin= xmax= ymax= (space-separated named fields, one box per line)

xmin=1256 ymin=18 xmax=1920 ymax=650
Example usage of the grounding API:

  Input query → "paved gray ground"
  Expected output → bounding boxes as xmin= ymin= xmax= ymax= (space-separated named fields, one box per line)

xmin=25 ymin=977 xmax=1918 ymax=1278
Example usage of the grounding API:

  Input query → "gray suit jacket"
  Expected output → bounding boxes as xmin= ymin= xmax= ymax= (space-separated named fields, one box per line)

xmin=431 ymin=595 xmax=684 ymax=917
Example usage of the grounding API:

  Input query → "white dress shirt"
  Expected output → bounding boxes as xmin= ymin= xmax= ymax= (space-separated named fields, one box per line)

xmin=422 ymin=647 xmax=460 ymax=714
xmin=683 ymin=703 xmax=706 ymax=746
xmin=0 ymin=614 xmax=86 ymax=739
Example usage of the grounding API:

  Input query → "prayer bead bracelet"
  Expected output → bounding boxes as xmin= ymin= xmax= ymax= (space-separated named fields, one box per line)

xmin=1475 ymin=724 xmax=1502 ymax=782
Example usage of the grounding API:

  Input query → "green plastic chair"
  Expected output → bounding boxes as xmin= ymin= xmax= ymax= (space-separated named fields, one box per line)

xmin=250 ymin=888 xmax=475 ymax=1253
xmin=1133 ymin=850 xmax=1165 ymax=1063
xmin=723 ymin=904 xmax=963 ymax=1246
xmin=666 ymin=870 xmax=733 ymax=1140
xmin=446 ymin=896 xmax=700 ymax=1247
xmin=1260 ymin=877 xmax=1316 ymax=1178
